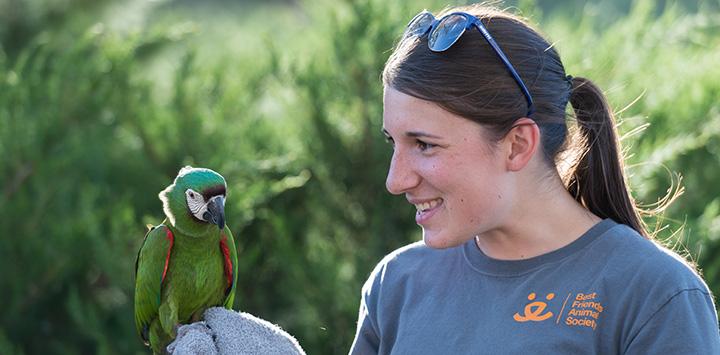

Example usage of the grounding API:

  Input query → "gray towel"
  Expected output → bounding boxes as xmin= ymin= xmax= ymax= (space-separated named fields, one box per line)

xmin=167 ymin=307 xmax=305 ymax=355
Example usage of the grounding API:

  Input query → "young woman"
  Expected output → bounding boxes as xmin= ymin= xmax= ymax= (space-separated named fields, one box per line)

xmin=350 ymin=4 xmax=720 ymax=354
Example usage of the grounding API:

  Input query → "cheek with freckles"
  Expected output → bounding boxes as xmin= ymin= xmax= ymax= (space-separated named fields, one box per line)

xmin=459 ymin=197 xmax=476 ymax=225
xmin=454 ymin=170 xmax=508 ymax=229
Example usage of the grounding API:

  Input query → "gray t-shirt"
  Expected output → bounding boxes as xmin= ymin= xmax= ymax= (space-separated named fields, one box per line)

xmin=350 ymin=219 xmax=720 ymax=354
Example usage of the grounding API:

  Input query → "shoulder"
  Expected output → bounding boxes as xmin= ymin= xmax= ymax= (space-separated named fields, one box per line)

xmin=597 ymin=225 xmax=720 ymax=350
xmin=361 ymin=241 xmax=459 ymax=295
xmin=137 ymin=225 xmax=173 ymax=258
xmin=597 ymin=223 xmax=708 ymax=293
xmin=373 ymin=241 xmax=441 ymax=273
xmin=145 ymin=224 xmax=173 ymax=243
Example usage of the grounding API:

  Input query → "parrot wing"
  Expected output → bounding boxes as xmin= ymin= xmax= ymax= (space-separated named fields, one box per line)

xmin=134 ymin=224 xmax=174 ymax=344
xmin=220 ymin=226 xmax=238 ymax=309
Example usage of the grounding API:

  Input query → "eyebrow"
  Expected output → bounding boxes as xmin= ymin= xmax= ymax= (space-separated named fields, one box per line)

xmin=382 ymin=128 xmax=443 ymax=139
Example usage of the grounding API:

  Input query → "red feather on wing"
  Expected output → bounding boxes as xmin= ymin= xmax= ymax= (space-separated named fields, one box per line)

xmin=219 ymin=234 xmax=233 ymax=292
xmin=161 ymin=228 xmax=174 ymax=285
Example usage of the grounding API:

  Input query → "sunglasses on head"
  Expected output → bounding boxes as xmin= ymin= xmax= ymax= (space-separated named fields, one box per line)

xmin=403 ymin=11 xmax=535 ymax=116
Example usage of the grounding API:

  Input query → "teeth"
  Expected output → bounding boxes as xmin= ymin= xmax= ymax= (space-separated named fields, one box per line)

xmin=414 ymin=198 xmax=442 ymax=212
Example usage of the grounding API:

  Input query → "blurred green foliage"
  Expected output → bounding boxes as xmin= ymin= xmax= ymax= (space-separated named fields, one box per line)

xmin=1 ymin=0 xmax=719 ymax=353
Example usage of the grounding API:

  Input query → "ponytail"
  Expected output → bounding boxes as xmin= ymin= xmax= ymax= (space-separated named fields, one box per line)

xmin=566 ymin=77 xmax=648 ymax=237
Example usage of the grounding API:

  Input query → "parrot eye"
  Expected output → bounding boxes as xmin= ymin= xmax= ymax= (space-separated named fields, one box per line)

xmin=186 ymin=189 xmax=201 ymax=201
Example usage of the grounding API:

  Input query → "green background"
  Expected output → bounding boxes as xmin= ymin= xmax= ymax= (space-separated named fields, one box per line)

xmin=1 ymin=0 xmax=719 ymax=353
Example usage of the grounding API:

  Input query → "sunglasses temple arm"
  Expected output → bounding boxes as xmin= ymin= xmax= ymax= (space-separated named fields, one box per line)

xmin=473 ymin=24 xmax=535 ymax=116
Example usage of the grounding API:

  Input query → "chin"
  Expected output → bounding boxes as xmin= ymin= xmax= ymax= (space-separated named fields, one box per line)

xmin=421 ymin=229 xmax=466 ymax=249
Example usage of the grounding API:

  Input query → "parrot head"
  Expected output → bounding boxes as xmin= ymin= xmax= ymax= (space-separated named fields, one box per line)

xmin=159 ymin=166 xmax=227 ymax=235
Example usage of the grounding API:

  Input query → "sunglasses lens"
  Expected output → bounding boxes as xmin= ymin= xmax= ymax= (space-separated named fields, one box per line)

xmin=429 ymin=14 xmax=468 ymax=51
xmin=406 ymin=12 xmax=434 ymax=37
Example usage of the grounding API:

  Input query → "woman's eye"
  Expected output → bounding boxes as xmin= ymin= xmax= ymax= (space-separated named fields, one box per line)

xmin=416 ymin=140 xmax=435 ymax=151
xmin=384 ymin=136 xmax=395 ymax=146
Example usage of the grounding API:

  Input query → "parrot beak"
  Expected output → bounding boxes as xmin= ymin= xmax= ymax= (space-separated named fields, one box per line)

xmin=206 ymin=195 xmax=225 ymax=230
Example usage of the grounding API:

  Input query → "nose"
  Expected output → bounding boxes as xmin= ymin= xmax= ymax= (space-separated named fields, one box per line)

xmin=385 ymin=149 xmax=421 ymax=195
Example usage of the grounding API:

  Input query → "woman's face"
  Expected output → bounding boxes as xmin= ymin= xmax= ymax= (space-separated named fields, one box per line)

xmin=383 ymin=87 xmax=515 ymax=249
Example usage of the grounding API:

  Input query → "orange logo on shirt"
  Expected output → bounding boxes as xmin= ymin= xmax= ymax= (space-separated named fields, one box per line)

xmin=513 ymin=292 xmax=555 ymax=322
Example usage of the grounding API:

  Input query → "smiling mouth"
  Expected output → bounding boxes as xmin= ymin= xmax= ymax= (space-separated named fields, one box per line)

xmin=414 ymin=198 xmax=443 ymax=213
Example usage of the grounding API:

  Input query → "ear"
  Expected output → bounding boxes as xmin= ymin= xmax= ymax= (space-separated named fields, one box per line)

xmin=503 ymin=118 xmax=540 ymax=172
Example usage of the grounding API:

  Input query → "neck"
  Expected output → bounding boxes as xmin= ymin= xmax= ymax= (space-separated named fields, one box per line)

xmin=475 ymin=172 xmax=601 ymax=260
xmin=168 ymin=215 xmax=219 ymax=240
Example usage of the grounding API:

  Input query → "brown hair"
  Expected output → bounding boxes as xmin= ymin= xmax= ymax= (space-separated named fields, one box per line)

xmin=383 ymin=4 xmax=651 ymax=237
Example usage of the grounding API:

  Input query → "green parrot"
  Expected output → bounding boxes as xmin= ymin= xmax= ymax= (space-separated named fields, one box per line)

xmin=134 ymin=166 xmax=238 ymax=354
